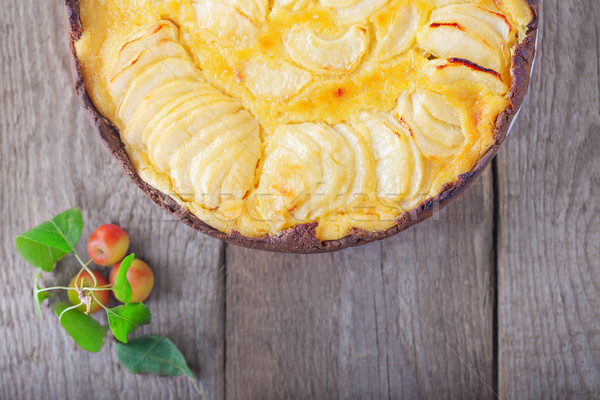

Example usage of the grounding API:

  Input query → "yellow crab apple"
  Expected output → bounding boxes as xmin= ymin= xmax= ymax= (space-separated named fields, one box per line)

xmin=110 ymin=258 xmax=155 ymax=303
xmin=67 ymin=270 xmax=110 ymax=314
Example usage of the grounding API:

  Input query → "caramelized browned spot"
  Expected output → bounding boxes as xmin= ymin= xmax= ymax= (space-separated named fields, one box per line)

xmin=439 ymin=58 xmax=502 ymax=79
xmin=429 ymin=22 xmax=465 ymax=31
xmin=148 ymin=23 xmax=165 ymax=35
xmin=398 ymin=117 xmax=414 ymax=138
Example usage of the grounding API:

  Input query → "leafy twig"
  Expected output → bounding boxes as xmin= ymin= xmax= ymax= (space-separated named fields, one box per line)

xmin=15 ymin=208 xmax=204 ymax=397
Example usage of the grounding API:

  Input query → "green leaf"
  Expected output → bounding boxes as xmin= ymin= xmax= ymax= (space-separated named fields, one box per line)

xmin=113 ymin=254 xmax=134 ymax=304
xmin=51 ymin=208 xmax=84 ymax=251
xmin=115 ymin=335 xmax=194 ymax=378
xmin=107 ymin=303 xmax=151 ymax=343
xmin=54 ymin=302 xmax=108 ymax=353
xmin=15 ymin=208 xmax=83 ymax=271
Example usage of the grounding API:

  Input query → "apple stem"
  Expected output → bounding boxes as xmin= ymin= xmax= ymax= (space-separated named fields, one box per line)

xmin=91 ymin=291 xmax=110 ymax=312
xmin=37 ymin=286 xmax=73 ymax=292
xmin=57 ymin=303 xmax=83 ymax=321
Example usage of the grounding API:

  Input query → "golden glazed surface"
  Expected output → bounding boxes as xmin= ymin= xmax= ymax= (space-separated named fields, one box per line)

xmin=75 ymin=0 xmax=534 ymax=240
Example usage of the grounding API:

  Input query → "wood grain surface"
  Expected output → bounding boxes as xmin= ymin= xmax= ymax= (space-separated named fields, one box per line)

xmin=225 ymin=171 xmax=495 ymax=400
xmin=0 ymin=1 xmax=224 ymax=399
xmin=0 ymin=0 xmax=598 ymax=399
xmin=496 ymin=1 xmax=600 ymax=398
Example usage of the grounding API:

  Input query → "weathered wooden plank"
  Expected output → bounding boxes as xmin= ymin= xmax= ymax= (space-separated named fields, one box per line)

xmin=0 ymin=1 xmax=224 ymax=398
xmin=225 ymin=170 xmax=495 ymax=399
xmin=497 ymin=1 xmax=600 ymax=397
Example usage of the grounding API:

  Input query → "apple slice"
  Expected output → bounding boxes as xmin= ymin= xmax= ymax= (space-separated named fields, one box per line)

xmin=140 ymin=84 xmax=211 ymax=146
xmin=292 ymin=123 xmax=353 ymax=219
xmin=430 ymin=0 xmax=470 ymax=5
xmin=191 ymin=0 xmax=267 ymax=42
xmin=145 ymin=92 xmax=209 ymax=169
xmin=257 ymin=130 xmax=320 ymax=221
xmin=241 ymin=56 xmax=312 ymax=100
xmin=430 ymin=58 xmax=508 ymax=94
xmin=319 ymin=0 xmax=389 ymax=25
xmin=169 ymin=112 xmax=258 ymax=200
xmin=284 ymin=24 xmax=369 ymax=75
xmin=116 ymin=58 xmax=198 ymax=124
xmin=189 ymin=120 xmax=260 ymax=208
xmin=150 ymin=94 xmax=244 ymax=171
xmin=430 ymin=13 xmax=508 ymax=57
xmin=147 ymin=91 xmax=241 ymax=171
xmin=257 ymin=123 xmax=352 ymax=221
xmin=123 ymin=80 xmax=198 ymax=148
xmin=433 ymin=4 xmax=514 ymax=42
xmin=109 ymin=40 xmax=189 ymax=101
xmin=373 ymin=2 xmax=420 ymax=61
xmin=359 ymin=111 xmax=427 ymax=202
xmin=108 ymin=21 xmax=178 ymax=81
xmin=397 ymin=90 xmax=465 ymax=162
xmin=417 ymin=3 xmax=514 ymax=72
xmin=331 ymin=123 xmax=375 ymax=200
xmin=412 ymin=98 xmax=463 ymax=149
xmin=258 ymin=122 xmax=380 ymax=220
xmin=272 ymin=0 xmax=308 ymax=11
xmin=416 ymin=21 xmax=504 ymax=72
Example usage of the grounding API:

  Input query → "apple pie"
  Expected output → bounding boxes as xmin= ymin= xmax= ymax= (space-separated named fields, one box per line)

xmin=66 ymin=0 xmax=538 ymax=252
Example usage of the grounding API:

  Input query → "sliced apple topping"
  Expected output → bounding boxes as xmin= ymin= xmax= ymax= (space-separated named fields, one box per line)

xmin=358 ymin=111 xmax=428 ymax=203
xmin=140 ymin=83 xmax=213 ymax=147
xmin=430 ymin=58 xmax=508 ymax=94
xmin=430 ymin=0 xmax=471 ymax=6
xmin=93 ymin=0 xmax=535 ymax=240
xmin=109 ymin=21 xmax=261 ymax=208
xmin=108 ymin=28 xmax=187 ymax=102
xmin=146 ymin=90 xmax=243 ymax=172
xmin=108 ymin=21 xmax=179 ymax=84
xmin=241 ymin=56 xmax=312 ymax=100
xmin=397 ymin=90 xmax=465 ymax=162
xmin=166 ymin=109 xmax=260 ymax=208
xmin=116 ymin=58 xmax=198 ymax=124
xmin=319 ymin=0 xmax=390 ymax=25
xmin=187 ymin=112 xmax=260 ymax=208
xmin=373 ymin=2 xmax=421 ymax=61
xmin=256 ymin=113 xmax=432 ymax=220
xmin=256 ymin=124 xmax=328 ymax=221
xmin=257 ymin=122 xmax=375 ymax=221
xmin=330 ymin=123 xmax=376 ymax=201
xmin=191 ymin=0 xmax=267 ymax=43
xmin=416 ymin=4 xmax=514 ymax=72
xmin=434 ymin=4 xmax=514 ymax=42
xmin=272 ymin=0 xmax=309 ymax=11
xmin=124 ymin=80 xmax=205 ymax=148
xmin=284 ymin=24 xmax=369 ymax=75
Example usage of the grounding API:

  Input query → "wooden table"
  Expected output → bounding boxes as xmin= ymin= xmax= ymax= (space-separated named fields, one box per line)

xmin=1 ymin=1 xmax=598 ymax=398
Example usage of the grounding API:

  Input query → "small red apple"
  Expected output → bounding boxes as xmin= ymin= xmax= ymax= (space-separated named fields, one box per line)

xmin=110 ymin=258 xmax=154 ymax=303
xmin=67 ymin=270 xmax=109 ymax=314
xmin=87 ymin=224 xmax=130 ymax=266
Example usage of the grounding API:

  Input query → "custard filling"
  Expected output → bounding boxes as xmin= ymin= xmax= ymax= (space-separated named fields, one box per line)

xmin=75 ymin=0 xmax=534 ymax=240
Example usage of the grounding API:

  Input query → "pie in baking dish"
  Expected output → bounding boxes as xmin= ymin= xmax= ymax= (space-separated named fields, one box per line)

xmin=68 ymin=0 xmax=538 ymax=251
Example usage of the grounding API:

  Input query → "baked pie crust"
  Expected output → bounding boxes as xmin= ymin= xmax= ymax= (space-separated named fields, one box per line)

xmin=66 ymin=0 xmax=538 ymax=252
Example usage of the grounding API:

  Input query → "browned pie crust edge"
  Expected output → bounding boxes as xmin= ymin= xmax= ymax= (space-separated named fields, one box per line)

xmin=64 ymin=0 xmax=539 ymax=253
